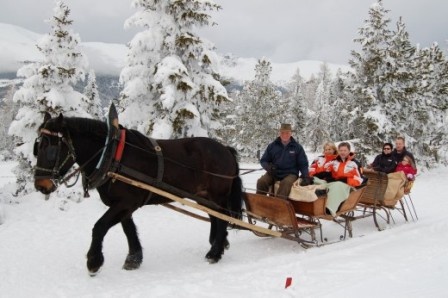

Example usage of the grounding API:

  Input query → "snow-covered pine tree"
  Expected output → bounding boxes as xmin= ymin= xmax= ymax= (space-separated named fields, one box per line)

xmin=386 ymin=16 xmax=416 ymax=112
xmin=0 ymin=84 xmax=18 ymax=159
xmin=307 ymin=63 xmax=333 ymax=151
xmin=348 ymin=0 xmax=395 ymax=154
xmin=83 ymin=69 xmax=103 ymax=119
xmin=8 ymin=0 xmax=89 ymax=196
xmin=119 ymin=0 xmax=229 ymax=139
xmin=410 ymin=43 xmax=448 ymax=166
xmin=215 ymin=90 xmax=238 ymax=146
xmin=234 ymin=58 xmax=283 ymax=159
xmin=286 ymin=68 xmax=308 ymax=144
xmin=328 ymin=69 xmax=351 ymax=142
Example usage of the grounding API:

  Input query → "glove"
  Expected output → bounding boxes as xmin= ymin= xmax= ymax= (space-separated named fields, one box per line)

xmin=299 ymin=176 xmax=313 ymax=186
xmin=267 ymin=163 xmax=277 ymax=177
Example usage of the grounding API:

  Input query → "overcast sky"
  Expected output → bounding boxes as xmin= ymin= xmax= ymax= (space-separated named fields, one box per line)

xmin=1 ymin=0 xmax=447 ymax=64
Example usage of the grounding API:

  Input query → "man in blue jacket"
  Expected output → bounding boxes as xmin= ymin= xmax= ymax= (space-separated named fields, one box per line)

xmin=256 ymin=123 xmax=310 ymax=198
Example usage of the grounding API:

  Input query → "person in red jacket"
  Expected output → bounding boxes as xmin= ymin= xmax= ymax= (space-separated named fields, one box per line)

xmin=309 ymin=142 xmax=337 ymax=181
xmin=326 ymin=142 xmax=364 ymax=187
xmin=395 ymin=155 xmax=417 ymax=180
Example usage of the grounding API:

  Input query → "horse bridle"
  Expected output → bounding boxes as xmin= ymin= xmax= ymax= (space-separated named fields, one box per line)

xmin=33 ymin=128 xmax=77 ymax=186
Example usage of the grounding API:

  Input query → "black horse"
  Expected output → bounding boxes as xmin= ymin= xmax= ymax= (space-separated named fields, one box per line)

xmin=33 ymin=112 xmax=243 ymax=275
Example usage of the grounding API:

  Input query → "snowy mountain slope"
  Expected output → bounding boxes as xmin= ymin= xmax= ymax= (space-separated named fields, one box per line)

xmin=0 ymin=23 xmax=349 ymax=81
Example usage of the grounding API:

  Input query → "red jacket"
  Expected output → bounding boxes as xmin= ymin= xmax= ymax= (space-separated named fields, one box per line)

xmin=395 ymin=162 xmax=417 ymax=177
xmin=327 ymin=153 xmax=364 ymax=187
xmin=309 ymin=154 xmax=337 ymax=176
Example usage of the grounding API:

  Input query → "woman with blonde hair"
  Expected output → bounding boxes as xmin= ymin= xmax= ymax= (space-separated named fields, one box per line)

xmin=309 ymin=142 xmax=337 ymax=180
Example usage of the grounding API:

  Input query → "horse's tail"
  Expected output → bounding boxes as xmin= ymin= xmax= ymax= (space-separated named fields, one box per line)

xmin=227 ymin=146 xmax=245 ymax=219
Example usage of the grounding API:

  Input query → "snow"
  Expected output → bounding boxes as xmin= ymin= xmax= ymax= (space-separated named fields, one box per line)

xmin=1 ymin=161 xmax=448 ymax=297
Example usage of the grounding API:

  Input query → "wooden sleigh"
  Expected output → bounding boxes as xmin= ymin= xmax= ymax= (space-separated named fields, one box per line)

xmin=107 ymin=169 xmax=416 ymax=248
xmin=355 ymin=170 xmax=418 ymax=230
xmin=108 ymin=171 xmax=366 ymax=247
xmin=244 ymin=186 xmax=367 ymax=246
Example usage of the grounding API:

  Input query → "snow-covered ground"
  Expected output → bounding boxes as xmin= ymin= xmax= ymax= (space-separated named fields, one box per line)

xmin=0 ymin=161 xmax=447 ymax=298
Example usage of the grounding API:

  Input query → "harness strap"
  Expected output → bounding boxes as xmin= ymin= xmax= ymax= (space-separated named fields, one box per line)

xmin=149 ymin=138 xmax=164 ymax=181
xmin=142 ymin=138 xmax=164 ymax=205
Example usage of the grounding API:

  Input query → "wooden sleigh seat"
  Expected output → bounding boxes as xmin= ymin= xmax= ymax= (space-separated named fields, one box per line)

xmin=289 ymin=187 xmax=366 ymax=242
xmin=243 ymin=192 xmax=319 ymax=246
xmin=355 ymin=170 xmax=417 ymax=230
xmin=244 ymin=186 xmax=366 ymax=245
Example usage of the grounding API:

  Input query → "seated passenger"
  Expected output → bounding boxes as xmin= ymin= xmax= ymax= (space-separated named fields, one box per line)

xmin=368 ymin=142 xmax=397 ymax=174
xmin=256 ymin=123 xmax=310 ymax=199
xmin=309 ymin=142 xmax=337 ymax=181
xmin=326 ymin=142 xmax=364 ymax=187
xmin=392 ymin=136 xmax=416 ymax=168
xmin=395 ymin=155 xmax=417 ymax=181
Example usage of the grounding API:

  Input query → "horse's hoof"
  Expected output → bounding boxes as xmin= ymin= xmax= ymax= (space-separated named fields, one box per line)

xmin=205 ymin=250 xmax=222 ymax=264
xmin=123 ymin=251 xmax=143 ymax=270
xmin=87 ymin=254 xmax=104 ymax=275
xmin=88 ymin=267 xmax=101 ymax=277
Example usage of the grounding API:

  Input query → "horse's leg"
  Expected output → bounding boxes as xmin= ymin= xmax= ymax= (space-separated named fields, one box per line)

xmin=86 ymin=205 xmax=126 ymax=275
xmin=208 ymin=215 xmax=217 ymax=246
xmin=121 ymin=216 xmax=143 ymax=270
xmin=209 ymin=216 xmax=229 ymax=250
xmin=205 ymin=216 xmax=229 ymax=263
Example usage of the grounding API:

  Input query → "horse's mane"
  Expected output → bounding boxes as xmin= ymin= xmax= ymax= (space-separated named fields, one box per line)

xmin=63 ymin=117 xmax=108 ymax=139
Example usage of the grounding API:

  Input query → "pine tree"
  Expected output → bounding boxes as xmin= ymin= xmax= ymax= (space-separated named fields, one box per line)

xmin=0 ymin=84 xmax=18 ymax=159
xmin=347 ymin=0 xmax=447 ymax=167
xmin=387 ymin=17 xmax=416 ymax=108
xmin=119 ymin=0 xmax=229 ymax=139
xmin=234 ymin=58 xmax=282 ymax=159
xmin=307 ymin=63 xmax=333 ymax=151
xmin=328 ymin=69 xmax=351 ymax=142
xmin=410 ymin=43 xmax=448 ymax=166
xmin=286 ymin=68 xmax=307 ymax=143
xmin=348 ymin=0 xmax=395 ymax=153
xmin=8 ymin=1 xmax=89 ymax=195
xmin=83 ymin=69 xmax=103 ymax=119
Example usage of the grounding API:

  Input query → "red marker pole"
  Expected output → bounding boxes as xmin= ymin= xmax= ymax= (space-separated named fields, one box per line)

xmin=285 ymin=277 xmax=292 ymax=289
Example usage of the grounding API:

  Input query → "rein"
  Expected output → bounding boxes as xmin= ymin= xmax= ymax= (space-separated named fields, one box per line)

xmin=123 ymin=140 xmax=239 ymax=180
xmin=59 ymin=146 xmax=107 ymax=186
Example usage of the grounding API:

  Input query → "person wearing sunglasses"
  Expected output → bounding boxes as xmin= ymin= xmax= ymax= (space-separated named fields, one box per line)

xmin=368 ymin=142 xmax=397 ymax=174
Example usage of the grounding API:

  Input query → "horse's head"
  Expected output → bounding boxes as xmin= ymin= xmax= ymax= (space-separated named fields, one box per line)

xmin=34 ymin=113 xmax=77 ymax=194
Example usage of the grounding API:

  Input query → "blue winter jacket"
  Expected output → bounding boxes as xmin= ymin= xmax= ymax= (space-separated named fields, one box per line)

xmin=260 ymin=137 xmax=309 ymax=179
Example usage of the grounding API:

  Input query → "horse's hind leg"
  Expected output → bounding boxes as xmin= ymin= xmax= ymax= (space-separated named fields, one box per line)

xmin=87 ymin=205 xmax=125 ymax=275
xmin=121 ymin=216 xmax=143 ymax=270
xmin=206 ymin=216 xmax=228 ymax=263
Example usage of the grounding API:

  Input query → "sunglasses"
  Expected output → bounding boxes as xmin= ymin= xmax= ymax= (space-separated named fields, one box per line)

xmin=383 ymin=147 xmax=392 ymax=150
